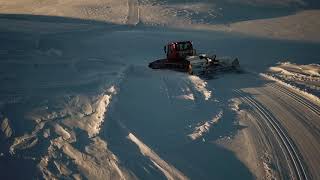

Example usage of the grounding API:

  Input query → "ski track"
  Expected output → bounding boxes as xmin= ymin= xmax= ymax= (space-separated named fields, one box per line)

xmin=234 ymin=89 xmax=309 ymax=180
xmin=266 ymin=83 xmax=320 ymax=139
xmin=268 ymin=83 xmax=320 ymax=116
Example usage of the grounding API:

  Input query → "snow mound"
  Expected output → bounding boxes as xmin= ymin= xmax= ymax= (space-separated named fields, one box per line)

xmin=272 ymin=62 xmax=320 ymax=77
xmin=62 ymin=93 xmax=113 ymax=138
xmin=188 ymin=75 xmax=212 ymax=101
xmin=263 ymin=62 xmax=320 ymax=104
xmin=261 ymin=73 xmax=320 ymax=105
xmin=230 ymin=98 xmax=242 ymax=111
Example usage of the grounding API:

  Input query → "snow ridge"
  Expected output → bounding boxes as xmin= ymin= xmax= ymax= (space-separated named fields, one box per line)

xmin=260 ymin=73 xmax=320 ymax=105
xmin=188 ymin=75 xmax=212 ymax=101
xmin=188 ymin=110 xmax=223 ymax=140
xmin=127 ymin=133 xmax=188 ymax=180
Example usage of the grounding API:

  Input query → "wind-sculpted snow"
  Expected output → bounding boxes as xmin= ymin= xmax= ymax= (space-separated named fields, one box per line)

xmin=0 ymin=45 xmax=130 ymax=177
xmin=34 ymin=84 xmax=131 ymax=179
xmin=62 ymin=87 xmax=116 ymax=138
xmin=9 ymin=85 xmax=117 ymax=150
xmin=39 ymin=136 xmax=134 ymax=179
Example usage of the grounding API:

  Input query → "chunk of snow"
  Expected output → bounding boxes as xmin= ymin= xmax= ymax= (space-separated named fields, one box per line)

xmin=177 ymin=93 xmax=195 ymax=101
xmin=188 ymin=75 xmax=211 ymax=100
xmin=188 ymin=110 xmax=223 ymax=140
xmin=54 ymin=124 xmax=71 ymax=141
xmin=127 ymin=133 xmax=188 ymax=180
xmin=1 ymin=117 xmax=13 ymax=138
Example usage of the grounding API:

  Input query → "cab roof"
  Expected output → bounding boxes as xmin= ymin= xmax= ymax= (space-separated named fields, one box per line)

xmin=168 ymin=41 xmax=192 ymax=45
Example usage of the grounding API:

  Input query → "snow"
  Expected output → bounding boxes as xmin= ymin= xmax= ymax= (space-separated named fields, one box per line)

xmin=176 ymin=93 xmax=195 ymax=101
xmin=226 ymin=0 xmax=306 ymax=6
xmin=0 ymin=0 xmax=320 ymax=179
xmin=261 ymin=73 xmax=320 ymax=104
xmin=1 ymin=117 xmax=12 ymax=138
xmin=59 ymin=137 xmax=131 ymax=179
xmin=1 ymin=0 xmax=319 ymax=42
xmin=127 ymin=133 xmax=188 ymax=180
xmin=261 ymin=62 xmax=320 ymax=104
xmin=188 ymin=75 xmax=212 ymax=101
xmin=63 ymin=94 xmax=112 ymax=138
xmin=188 ymin=110 xmax=223 ymax=140
xmin=262 ymin=153 xmax=277 ymax=180
xmin=53 ymin=124 xmax=71 ymax=141
xmin=53 ymin=160 xmax=72 ymax=176
xmin=0 ymin=0 xmax=130 ymax=24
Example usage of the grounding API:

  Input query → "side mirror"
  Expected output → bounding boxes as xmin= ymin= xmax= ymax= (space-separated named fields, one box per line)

xmin=164 ymin=46 xmax=167 ymax=53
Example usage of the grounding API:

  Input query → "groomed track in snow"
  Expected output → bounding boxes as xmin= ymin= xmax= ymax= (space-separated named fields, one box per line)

xmin=1 ymin=0 xmax=320 ymax=179
xmin=234 ymin=80 xmax=320 ymax=180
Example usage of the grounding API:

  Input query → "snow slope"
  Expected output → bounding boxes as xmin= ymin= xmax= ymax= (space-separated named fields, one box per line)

xmin=0 ymin=0 xmax=320 ymax=180
xmin=1 ymin=0 xmax=320 ymax=42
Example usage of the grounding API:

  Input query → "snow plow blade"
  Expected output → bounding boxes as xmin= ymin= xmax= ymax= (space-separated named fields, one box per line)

xmin=187 ymin=55 xmax=240 ymax=75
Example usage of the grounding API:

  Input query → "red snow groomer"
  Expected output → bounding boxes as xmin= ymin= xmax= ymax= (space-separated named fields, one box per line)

xmin=148 ymin=41 xmax=240 ymax=75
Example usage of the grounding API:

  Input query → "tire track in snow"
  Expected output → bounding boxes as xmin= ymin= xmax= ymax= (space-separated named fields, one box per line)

xmin=234 ymin=89 xmax=309 ymax=180
xmin=127 ymin=0 xmax=139 ymax=25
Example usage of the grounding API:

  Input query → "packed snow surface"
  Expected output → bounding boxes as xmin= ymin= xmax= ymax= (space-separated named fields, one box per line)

xmin=0 ymin=0 xmax=320 ymax=179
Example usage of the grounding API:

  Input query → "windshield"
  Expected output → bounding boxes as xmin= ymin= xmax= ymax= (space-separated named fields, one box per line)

xmin=177 ymin=42 xmax=192 ymax=51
